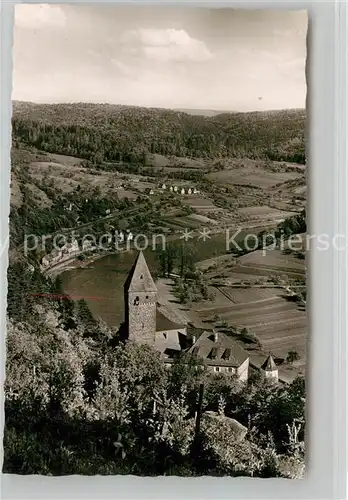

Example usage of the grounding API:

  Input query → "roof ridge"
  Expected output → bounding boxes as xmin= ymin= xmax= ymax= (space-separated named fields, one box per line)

xmin=189 ymin=329 xmax=249 ymax=366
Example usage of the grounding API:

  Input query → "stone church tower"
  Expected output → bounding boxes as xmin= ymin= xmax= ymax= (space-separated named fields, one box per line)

xmin=124 ymin=251 xmax=157 ymax=345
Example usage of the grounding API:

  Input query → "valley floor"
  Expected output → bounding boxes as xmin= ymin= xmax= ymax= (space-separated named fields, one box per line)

xmin=156 ymin=246 xmax=306 ymax=383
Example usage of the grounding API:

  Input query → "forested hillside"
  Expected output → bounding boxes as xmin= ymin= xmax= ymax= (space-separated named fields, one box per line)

xmin=12 ymin=101 xmax=306 ymax=164
xmin=5 ymin=101 xmax=306 ymax=477
xmin=5 ymin=298 xmax=305 ymax=476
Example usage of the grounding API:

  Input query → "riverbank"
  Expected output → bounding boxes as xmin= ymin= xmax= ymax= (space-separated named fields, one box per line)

xmin=41 ymin=221 xmax=274 ymax=279
xmin=45 ymin=250 xmax=116 ymax=278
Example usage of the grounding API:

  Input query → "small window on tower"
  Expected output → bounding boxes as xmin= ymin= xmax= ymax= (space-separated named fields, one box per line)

xmin=146 ymin=295 xmax=149 ymax=299
xmin=140 ymin=275 xmax=143 ymax=279
xmin=134 ymin=296 xmax=139 ymax=305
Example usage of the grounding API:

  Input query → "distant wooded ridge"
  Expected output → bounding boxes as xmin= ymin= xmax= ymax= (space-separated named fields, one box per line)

xmin=175 ymin=107 xmax=305 ymax=117
xmin=11 ymin=101 xmax=306 ymax=164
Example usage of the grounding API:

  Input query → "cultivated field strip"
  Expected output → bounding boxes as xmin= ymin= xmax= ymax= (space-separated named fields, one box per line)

xmin=194 ymin=245 xmax=307 ymax=372
xmin=217 ymin=286 xmax=281 ymax=303
xmin=229 ymin=265 xmax=304 ymax=279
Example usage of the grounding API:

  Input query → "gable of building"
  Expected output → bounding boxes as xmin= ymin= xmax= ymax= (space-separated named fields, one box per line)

xmin=188 ymin=330 xmax=249 ymax=367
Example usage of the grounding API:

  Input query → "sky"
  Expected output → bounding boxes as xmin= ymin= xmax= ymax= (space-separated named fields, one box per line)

xmin=12 ymin=4 xmax=307 ymax=112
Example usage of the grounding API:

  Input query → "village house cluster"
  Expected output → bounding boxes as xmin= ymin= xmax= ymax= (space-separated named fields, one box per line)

xmin=41 ymin=238 xmax=80 ymax=269
xmin=40 ymin=230 xmax=135 ymax=271
xmin=145 ymin=184 xmax=201 ymax=196
xmin=161 ymin=183 xmax=200 ymax=195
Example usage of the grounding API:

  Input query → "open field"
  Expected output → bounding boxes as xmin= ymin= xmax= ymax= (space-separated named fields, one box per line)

xmin=154 ymin=274 xmax=306 ymax=380
xmin=29 ymin=160 xmax=119 ymax=194
xmin=162 ymin=246 xmax=306 ymax=379
xmin=171 ymin=216 xmax=208 ymax=229
xmin=206 ymin=163 xmax=302 ymax=189
xmin=186 ymin=213 xmax=219 ymax=225
xmin=272 ymin=161 xmax=306 ymax=171
xmin=211 ymin=271 xmax=267 ymax=283
xmin=197 ymin=254 xmax=236 ymax=271
xmin=237 ymin=205 xmax=299 ymax=223
xmin=20 ymin=151 xmax=306 ymax=241
xmin=195 ymin=292 xmax=306 ymax=377
xmin=239 ymin=249 xmax=306 ymax=273
xmin=267 ymin=177 xmax=306 ymax=206
xmin=47 ymin=153 xmax=85 ymax=167
xmin=116 ymin=189 xmax=139 ymax=200
xmin=28 ymin=156 xmax=160 ymax=202
xmin=148 ymin=153 xmax=206 ymax=170
xmin=185 ymin=196 xmax=221 ymax=212
xmin=215 ymin=285 xmax=282 ymax=303
xmin=220 ymin=264 xmax=305 ymax=281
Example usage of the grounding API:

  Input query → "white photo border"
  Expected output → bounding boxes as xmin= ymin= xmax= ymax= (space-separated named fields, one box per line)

xmin=0 ymin=1 xmax=347 ymax=499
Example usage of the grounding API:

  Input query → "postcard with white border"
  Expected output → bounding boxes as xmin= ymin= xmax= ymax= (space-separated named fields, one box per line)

xmin=4 ymin=5 xmax=307 ymax=479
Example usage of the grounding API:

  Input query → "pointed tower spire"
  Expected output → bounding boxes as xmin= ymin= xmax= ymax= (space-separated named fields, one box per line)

xmin=124 ymin=251 xmax=157 ymax=345
xmin=124 ymin=250 xmax=157 ymax=294
xmin=261 ymin=353 xmax=278 ymax=382
xmin=261 ymin=353 xmax=277 ymax=371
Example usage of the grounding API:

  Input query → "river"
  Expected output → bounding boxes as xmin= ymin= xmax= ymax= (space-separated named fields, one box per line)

xmin=60 ymin=229 xmax=263 ymax=328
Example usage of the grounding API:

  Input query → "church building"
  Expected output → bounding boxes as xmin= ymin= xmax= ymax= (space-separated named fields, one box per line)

xmin=123 ymin=251 xmax=253 ymax=381
xmin=123 ymin=250 xmax=186 ymax=349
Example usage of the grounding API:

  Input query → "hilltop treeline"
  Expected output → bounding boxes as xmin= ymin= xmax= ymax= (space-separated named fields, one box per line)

xmin=12 ymin=102 xmax=306 ymax=164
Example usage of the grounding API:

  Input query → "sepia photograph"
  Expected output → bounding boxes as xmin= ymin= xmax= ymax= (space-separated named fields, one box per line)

xmin=4 ymin=5 xmax=307 ymax=478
